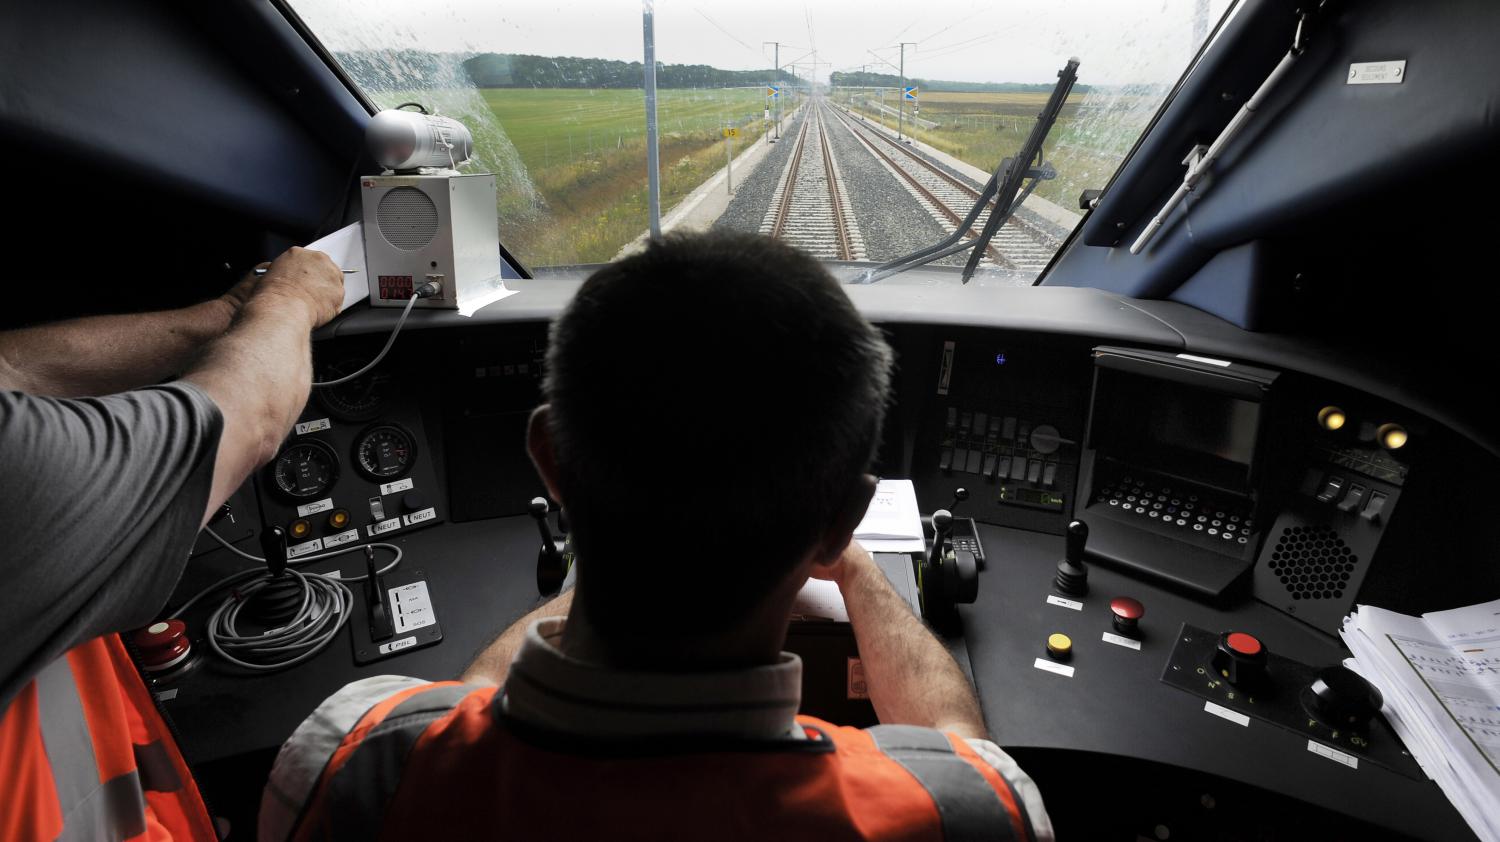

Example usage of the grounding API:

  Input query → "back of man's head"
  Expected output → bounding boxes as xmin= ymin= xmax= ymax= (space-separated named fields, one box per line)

xmin=543 ymin=231 xmax=893 ymax=641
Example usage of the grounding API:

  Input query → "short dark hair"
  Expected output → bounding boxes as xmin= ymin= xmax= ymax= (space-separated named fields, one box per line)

xmin=544 ymin=231 xmax=893 ymax=638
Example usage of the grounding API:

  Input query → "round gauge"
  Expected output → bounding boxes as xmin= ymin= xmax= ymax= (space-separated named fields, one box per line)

xmin=354 ymin=424 xmax=417 ymax=481
xmin=314 ymin=359 xmax=393 ymax=422
xmin=271 ymin=439 xmax=340 ymax=501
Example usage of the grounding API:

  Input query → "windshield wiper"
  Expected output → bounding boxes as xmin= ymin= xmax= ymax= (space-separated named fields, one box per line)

xmin=856 ymin=58 xmax=1079 ymax=285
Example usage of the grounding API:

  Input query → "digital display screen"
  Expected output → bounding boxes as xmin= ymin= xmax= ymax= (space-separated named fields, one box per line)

xmin=1093 ymin=371 xmax=1261 ymax=492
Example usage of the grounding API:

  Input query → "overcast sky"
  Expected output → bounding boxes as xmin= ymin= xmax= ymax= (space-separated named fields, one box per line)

xmin=290 ymin=0 xmax=1236 ymax=86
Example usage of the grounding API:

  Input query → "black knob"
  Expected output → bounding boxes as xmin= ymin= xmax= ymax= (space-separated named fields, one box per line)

xmin=401 ymin=491 xmax=428 ymax=513
xmin=1053 ymin=520 xmax=1089 ymax=595
xmin=528 ymin=496 xmax=549 ymax=520
xmin=947 ymin=487 xmax=970 ymax=513
xmin=1305 ymin=665 xmax=1383 ymax=731
xmin=259 ymin=525 xmax=289 ymax=578
xmin=1212 ymin=631 xmax=1270 ymax=689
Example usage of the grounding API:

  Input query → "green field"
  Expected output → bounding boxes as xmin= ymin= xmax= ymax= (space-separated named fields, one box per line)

xmin=837 ymin=88 xmax=1159 ymax=213
xmin=475 ymin=87 xmax=775 ymax=266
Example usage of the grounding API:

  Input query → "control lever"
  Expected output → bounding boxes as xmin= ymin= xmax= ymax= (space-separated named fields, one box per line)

xmin=364 ymin=546 xmax=394 ymax=642
xmin=259 ymin=525 xmax=289 ymax=578
xmin=921 ymin=509 xmax=979 ymax=628
xmin=531 ymin=497 xmax=571 ymax=596
xmin=1053 ymin=520 xmax=1090 ymax=596
xmin=946 ymin=487 xmax=970 ymax=513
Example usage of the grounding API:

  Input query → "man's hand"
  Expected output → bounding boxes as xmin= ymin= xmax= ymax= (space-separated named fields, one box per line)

xmin=811 ymin=539 xmax=877 ymax=588
xmin=249 ymin=247 xmax=345 ymax=329
xmin=831 ymin=536 xmax=989 ymax=740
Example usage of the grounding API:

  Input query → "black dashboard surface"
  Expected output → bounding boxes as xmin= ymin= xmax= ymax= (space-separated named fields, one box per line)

xmin=163 ymin=287 xmax=1497 ymax=840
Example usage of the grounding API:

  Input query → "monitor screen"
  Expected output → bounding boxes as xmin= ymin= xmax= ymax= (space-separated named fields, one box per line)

xmin=1093 ymin=371 xmax=1261 ymax=492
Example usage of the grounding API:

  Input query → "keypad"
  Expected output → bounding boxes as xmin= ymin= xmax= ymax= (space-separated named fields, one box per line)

xmin=1095 ymin=473 xmax=1254 ymax=547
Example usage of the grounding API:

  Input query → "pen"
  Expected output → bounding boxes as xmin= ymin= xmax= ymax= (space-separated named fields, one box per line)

xmin=253 ymin=268 xmax=360 ymax=276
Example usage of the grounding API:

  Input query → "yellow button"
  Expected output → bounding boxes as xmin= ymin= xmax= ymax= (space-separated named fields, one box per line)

xmin=289 ymin=518 xmax=311 ymax=539
xmin=329 ymin=509 xmax=350 ymax=529
xmin=1046 ymin=633 xmax=1073 ymax=659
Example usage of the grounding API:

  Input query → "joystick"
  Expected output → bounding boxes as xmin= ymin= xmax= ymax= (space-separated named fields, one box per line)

xmin=531 ymin=496 xmax=570 ymax=596
xmin=1053 ymin=520 xmax=1089 ymax=596
xmin=928 ymin=509 xmax=953 ymax=569
xmin=921 ymin=509 xmax=979 ymax=626
xmin=244 ymin=525 xmax=303 ymax=626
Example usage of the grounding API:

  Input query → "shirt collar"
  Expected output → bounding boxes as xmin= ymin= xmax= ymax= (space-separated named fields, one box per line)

xmin=501 ymin=617 xmax=804 ymax=741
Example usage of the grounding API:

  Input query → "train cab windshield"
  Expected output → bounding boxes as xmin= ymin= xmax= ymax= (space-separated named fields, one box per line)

xmin=285 ymin=0 xmax=1235 ymax=282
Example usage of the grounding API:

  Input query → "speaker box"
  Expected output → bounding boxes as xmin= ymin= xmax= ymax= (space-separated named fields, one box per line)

xmin=360 ymin=173 xmax=503 ymax=311
xmin=1251 ymin=470 xmax=1401 ymax=634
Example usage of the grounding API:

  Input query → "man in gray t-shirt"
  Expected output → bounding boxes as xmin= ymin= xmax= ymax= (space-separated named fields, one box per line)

xmin=0 ymin=247 xmax=344 ymax=840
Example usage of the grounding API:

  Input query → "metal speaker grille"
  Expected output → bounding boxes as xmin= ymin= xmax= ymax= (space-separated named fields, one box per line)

xmin=1266 ymin=525 xmax=1357 ymax=601
xmin=376 ymin=187 xmax=439 ymax=251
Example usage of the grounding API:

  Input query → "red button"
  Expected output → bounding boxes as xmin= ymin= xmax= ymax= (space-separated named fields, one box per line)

xmin=1226 ymin=632 xmax=1262 ymax=656
xmin=1110 ymin=597 xmax=1144 ymax=620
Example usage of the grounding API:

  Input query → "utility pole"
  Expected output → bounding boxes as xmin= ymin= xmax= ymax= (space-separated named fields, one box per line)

xmin=763 ymin=41 xmax=782 ymax=142
xmin=643 ymin=2 xmax=661 ymax=241
xmin=897 ymin=42 xmax=916 ymax=142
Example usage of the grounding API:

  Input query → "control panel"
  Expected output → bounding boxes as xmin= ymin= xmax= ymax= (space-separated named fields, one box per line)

xmin=914 ymin=334 xmax=1090 ymax=535
xmin=1251 ymin=396 xmax=1414 ymax=634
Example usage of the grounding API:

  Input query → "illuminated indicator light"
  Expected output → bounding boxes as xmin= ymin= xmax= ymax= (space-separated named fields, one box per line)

xmin=328 ymin=508 xmax=351 ymax=529
xmin=995 ymin=353 xmax=1007 ymax=365
xmin=1317 ymin=406 xmax=1346 ymax=431
xmin=1378 ymin=423 xmax=1408 ymax=450
xmin=289 ymin=518 xmax=312 ymax=539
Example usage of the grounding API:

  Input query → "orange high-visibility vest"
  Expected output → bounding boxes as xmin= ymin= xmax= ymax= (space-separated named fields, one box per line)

xmin=292 ymin=682 xmax=1035 ymax=841
xmin=0 ymin=634 xmax=217 ymax=841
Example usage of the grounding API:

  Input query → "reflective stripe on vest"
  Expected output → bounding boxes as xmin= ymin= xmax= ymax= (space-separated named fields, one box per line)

xmin=867 ymin=725 xmax=1019 ymax=842
xmin=34 ymin=656 xmax=149 ymax=841
xmin=322 ymin=684 xmax=476 ymax=840
xmin=316 ymin=684 xmax=1027 ymax=842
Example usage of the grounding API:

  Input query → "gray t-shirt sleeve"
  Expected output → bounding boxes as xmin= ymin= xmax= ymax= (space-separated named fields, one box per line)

xmin=0 ymin=382 xmax=223 ymax=709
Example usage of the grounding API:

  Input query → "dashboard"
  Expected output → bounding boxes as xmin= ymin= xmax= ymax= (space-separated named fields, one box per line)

xmin=160 ymin=277 xmax=1495 ymax=840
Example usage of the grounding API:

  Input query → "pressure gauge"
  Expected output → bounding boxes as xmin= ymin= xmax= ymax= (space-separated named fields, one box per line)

xmin=271 ymin=440 xmax=340 ymax=501
xmin=354 ymin=424 xmax=417 ymax=481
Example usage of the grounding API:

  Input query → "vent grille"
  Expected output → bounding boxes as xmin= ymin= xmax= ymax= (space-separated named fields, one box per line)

xmin=1267 ymin=525 xmax=1357 ymax=601
xmin=376 ymin=187 xmax=439 ymax=251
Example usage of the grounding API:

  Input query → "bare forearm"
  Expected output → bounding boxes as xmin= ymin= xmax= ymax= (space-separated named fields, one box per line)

xmin=839 ymin=557 xmax=988 ymax=739
xmin=0 ymin=299 xmax=236 ymax=397
xmin=183 ymin=298 xmax=317 ymax=524
xmin=461 ymin=590 xmax=575 ymax=686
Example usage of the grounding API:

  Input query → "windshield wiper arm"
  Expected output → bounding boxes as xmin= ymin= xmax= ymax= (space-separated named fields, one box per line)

xmin=856 ymin=58 xmax=1079 ymax=285
xmin=958 ymin=58 xmax=1079 ymax=283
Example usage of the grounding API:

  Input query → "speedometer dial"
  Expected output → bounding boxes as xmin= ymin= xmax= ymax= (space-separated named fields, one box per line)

xmin=354 ymin=424 xmax=417 ymax=481
xmin=271 ymin=440 xmax=340 ymax=501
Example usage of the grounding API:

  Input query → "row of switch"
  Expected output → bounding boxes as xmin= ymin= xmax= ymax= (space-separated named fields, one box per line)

xmin=1313 ymin=474 xmax=1389 ymax=524
xmin=941 ymin=448 xmax=1059 ymax=486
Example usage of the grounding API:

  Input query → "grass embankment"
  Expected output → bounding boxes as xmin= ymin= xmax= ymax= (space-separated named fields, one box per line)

xmin=480 ymin=88 xmax=781 ymax=266
xmin=839 ymin=89 xmax=1155 ymax=213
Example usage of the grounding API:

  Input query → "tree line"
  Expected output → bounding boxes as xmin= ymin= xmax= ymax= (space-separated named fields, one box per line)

xmin=829 ymin=70 xmax=1091 ymax=94
xmin=333 ymin=50 xmax=798 ymax=91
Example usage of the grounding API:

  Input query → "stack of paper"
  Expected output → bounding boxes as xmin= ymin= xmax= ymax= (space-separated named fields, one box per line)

xmin=1341 ymin=598 xmax=1500 ymax=841
xmin=853 ymin=479 xmax=926 ymax=554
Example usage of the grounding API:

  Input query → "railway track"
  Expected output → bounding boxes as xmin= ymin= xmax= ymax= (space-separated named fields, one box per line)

xmin=761 ymin=103 xmax=865 ymax=261
xmin=826 ymin=105 xmax=1058 ymax=274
